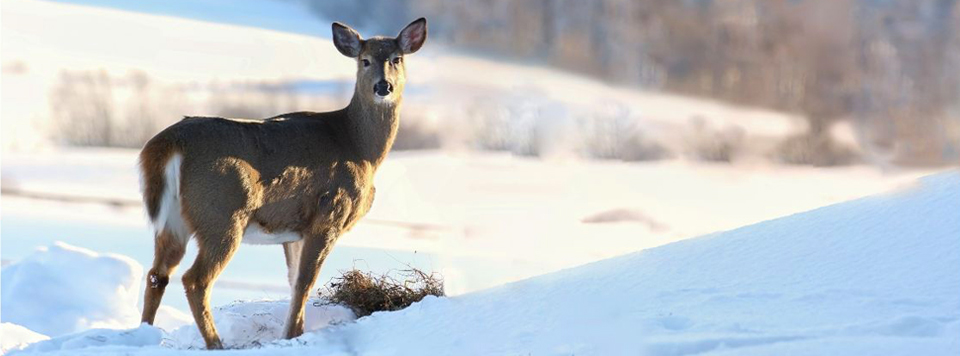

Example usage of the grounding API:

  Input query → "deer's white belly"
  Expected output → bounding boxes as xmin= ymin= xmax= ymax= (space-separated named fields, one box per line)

xmin=242 ymin=222 xmax=302 ymax=245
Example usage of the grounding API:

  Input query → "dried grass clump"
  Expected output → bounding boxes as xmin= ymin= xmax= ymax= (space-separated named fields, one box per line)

xmin=318 ymin=269 xmax=444 ymax=318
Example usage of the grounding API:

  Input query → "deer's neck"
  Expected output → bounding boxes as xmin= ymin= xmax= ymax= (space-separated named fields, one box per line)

xmin=344 ymin=93 xmax=401 ymax=166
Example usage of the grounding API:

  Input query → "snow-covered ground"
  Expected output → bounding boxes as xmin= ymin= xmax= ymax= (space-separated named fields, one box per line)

xmin=1 ymin=148 xmax=933 ymax=308
xmin=3 ymin=170 xmax=958 ymax=355
xmin=2 ymin=0 xmax=957 ymax=354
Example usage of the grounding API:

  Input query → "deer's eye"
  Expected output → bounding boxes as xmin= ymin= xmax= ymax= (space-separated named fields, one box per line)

xmin=361 ymin=59 xmax=370 ymax=67
xmin=392 ymin=57 xmax=401 ymax=65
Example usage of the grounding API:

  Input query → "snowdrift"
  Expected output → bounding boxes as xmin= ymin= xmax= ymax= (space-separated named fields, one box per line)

xmin=4 ymin=171 xmax=959 ymax=355
xmin=1 ymin=324 xmax=49 ymax=354
xmin=0 ymin=242 xmax=143 ymax=337
xmin=0 ymin=243 xmax=354 ymax=354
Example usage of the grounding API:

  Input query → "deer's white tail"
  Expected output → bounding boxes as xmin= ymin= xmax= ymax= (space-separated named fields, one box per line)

xmin=152 ymin=153 xmax=190 ymax=242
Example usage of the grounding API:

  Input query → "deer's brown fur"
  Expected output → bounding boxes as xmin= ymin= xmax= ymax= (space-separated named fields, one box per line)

xmin=138 ymin=18 xmax=426 ymax=349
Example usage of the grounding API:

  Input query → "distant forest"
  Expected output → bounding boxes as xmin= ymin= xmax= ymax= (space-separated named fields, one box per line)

xmin=301 ymin=0 xmax=960 ymax=165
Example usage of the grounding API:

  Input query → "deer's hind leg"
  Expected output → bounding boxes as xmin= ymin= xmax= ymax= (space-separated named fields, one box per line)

xmin=179 ymin=158 xmax=260 ymax=349
xmin=181 ymin=222 xmax=244 ymax=350
xmin=141 ymin=229 xmax=187 ymax=325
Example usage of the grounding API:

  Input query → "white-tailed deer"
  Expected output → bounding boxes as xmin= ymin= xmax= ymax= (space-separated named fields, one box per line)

xmin=138 ymin=19 xmax=426 ymax=349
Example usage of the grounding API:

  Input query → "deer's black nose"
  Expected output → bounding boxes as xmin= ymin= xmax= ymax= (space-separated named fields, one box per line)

xmin=374 ymin=80 xmax=393 ymax=96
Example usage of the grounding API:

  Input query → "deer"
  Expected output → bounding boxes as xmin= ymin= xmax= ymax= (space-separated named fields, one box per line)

xmin=137 ymin=18 xmax=427 ymax=349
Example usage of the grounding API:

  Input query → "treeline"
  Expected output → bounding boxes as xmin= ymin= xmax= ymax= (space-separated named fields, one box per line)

xmin=302 ymin=0 xmax=960 ymax=165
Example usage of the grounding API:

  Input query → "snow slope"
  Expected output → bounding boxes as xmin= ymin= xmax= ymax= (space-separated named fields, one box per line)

xmin=2 ymin=0 xmax=802 ymax=156
xmin=7 ymin=171 xmax=958 ymax=355
xmin=43 ymin=0 xmax=330 ymax=37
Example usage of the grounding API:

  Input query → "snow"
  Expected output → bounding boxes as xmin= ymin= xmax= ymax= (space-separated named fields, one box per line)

xmin=0 ymin=242 xmax=143 ymax=337
xmin=2 ymin=148 xmax=933 ymax=311
xmin=166 ymin=300 xmax=354 ymax=349
xmin=0 ymin=0 xmax=937 ymax=307
xmin=297 ymin=173 xmax=958 ymax=355
xmin=5 ymin=171 xmax=958 ymax=355
xmin=43 ymin=0 xmax=330 ymax=38
xmin=2 ymin=1 xmax=931 ymax=296
xmin=0 ymin=242 xmax=353 ymax=353
xmin=1 ymin=0 xmax=801 ymax=157
xmin=1 ymin=324 xmax=49 ymax=354
xmin=151 ymin=306 xmax=192 ymax=333
xmin=2 ymin=0 xmax=958 ymax=354
xmin=15 ymin=324 xmax=162 ymax=354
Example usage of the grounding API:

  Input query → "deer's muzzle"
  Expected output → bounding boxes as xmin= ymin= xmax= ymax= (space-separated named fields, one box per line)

xmin=374 ymin=80 xmax=393 ymax=97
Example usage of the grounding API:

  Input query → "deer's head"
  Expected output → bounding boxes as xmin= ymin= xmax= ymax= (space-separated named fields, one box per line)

xmin=332 ymin=18 xmax=427 ymax=106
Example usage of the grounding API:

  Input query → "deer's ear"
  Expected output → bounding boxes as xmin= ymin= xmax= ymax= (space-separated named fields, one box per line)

xmin=397 ymin=18 xmax=427 ymax=54
xmin=332 ymin=22 xmax=362 ymax=58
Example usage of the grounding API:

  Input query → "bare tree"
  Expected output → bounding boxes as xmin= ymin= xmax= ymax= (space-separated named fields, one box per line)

xmin=50 ymin=70 xmax=116 ymax=146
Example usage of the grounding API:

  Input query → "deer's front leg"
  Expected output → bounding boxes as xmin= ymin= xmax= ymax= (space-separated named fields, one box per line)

xmin=282 ymin=232 xmax=337 ymax=339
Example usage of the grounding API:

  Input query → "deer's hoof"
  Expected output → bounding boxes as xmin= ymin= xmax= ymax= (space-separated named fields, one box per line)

xmin=205 ymin=339 xmax=224 ymax=350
